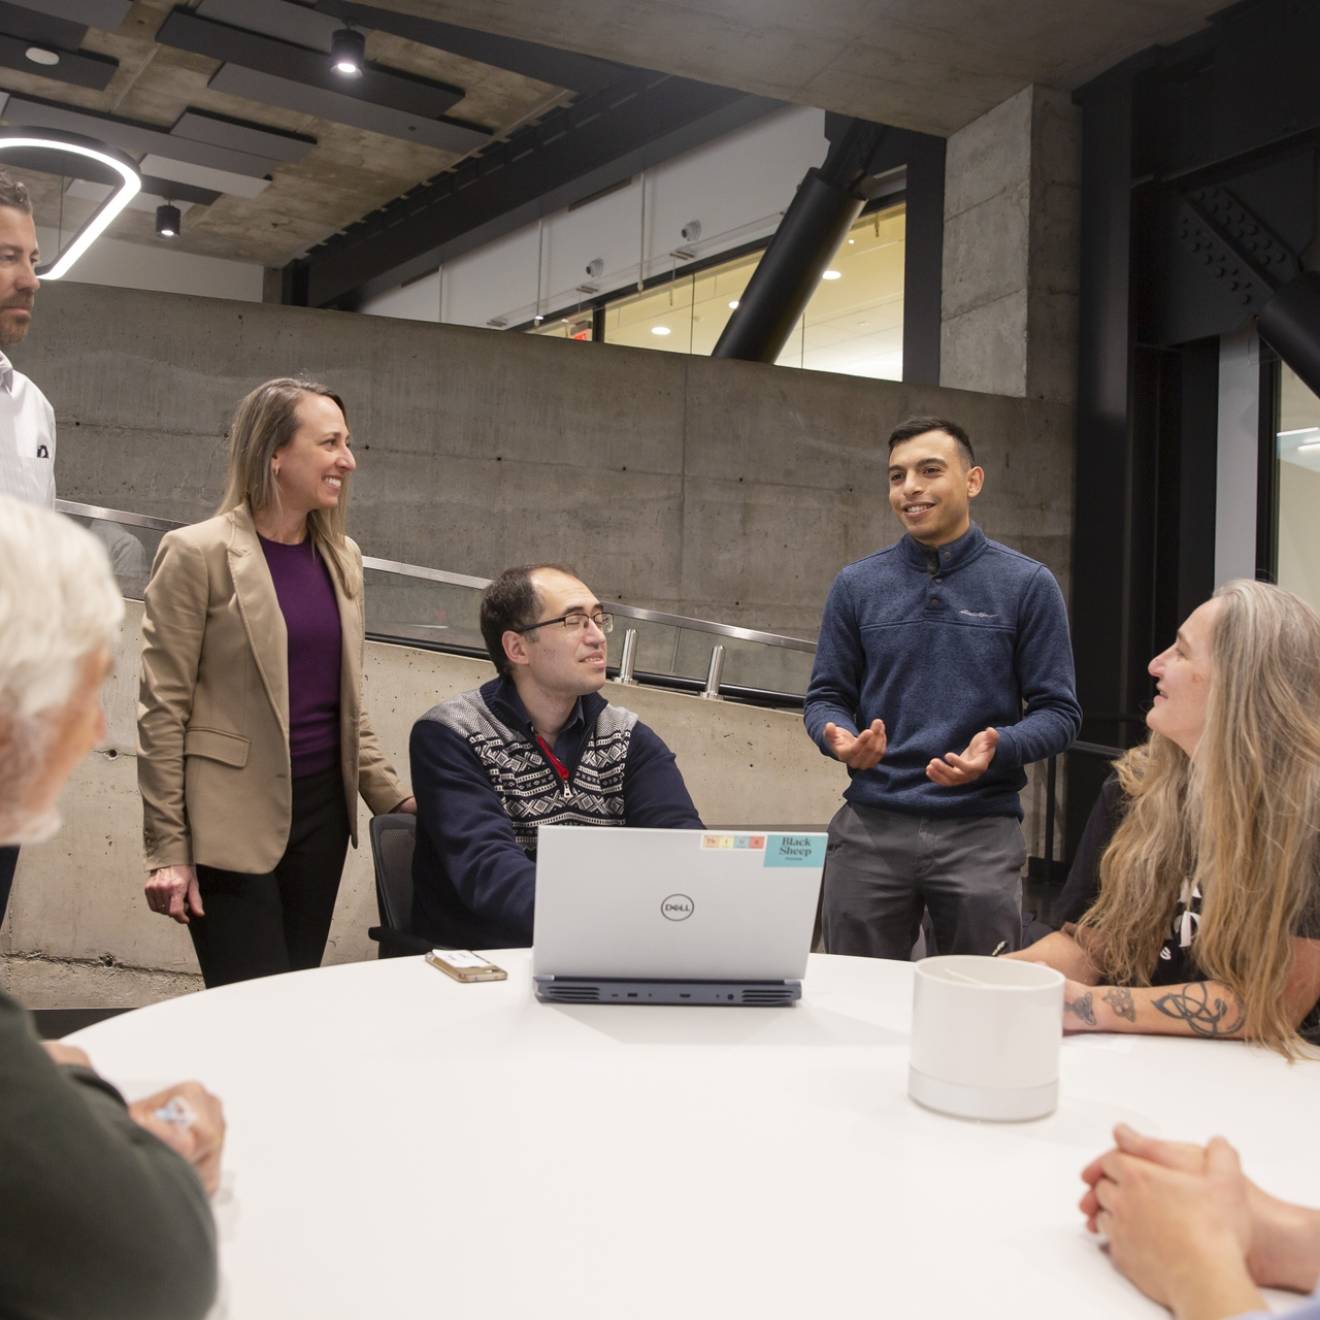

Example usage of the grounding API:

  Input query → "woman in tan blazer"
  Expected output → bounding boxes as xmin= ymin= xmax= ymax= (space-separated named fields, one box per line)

xmin=139 ymin=377 xmax=413 ymax=987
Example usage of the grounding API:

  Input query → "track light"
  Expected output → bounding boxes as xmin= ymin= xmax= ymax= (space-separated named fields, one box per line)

xmin=330 ymin=27 xmax=365 ymax=76
xmin=155 ymin=203 xmax=181 ymax=239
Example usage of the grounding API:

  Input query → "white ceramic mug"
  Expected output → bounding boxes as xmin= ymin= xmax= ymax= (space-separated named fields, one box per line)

xmin=908 ymin=955 xmax=1064 ymax=1121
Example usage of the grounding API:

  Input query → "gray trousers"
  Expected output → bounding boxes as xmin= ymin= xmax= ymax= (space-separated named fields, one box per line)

xmin=821 ymin=801 xmax=1025 ymax=961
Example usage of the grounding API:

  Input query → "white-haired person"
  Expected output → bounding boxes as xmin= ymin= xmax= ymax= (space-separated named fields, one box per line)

xmin=139 ymin=377 xmax=413 ymax=987
xmin=0 ymin=495 xmax=223 ymax=1320
xmin=1077 ymin=1123 xmax=1320 ymax=1318
xmin=1012 ymin=579 xmax=1320 ymax=1054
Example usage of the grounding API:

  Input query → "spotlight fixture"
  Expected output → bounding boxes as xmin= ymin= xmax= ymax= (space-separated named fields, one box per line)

xmin=24 ymin=47 xmax=59 ymax=67
xmin=155 ymin=203 xmax=181 ymax=239
xmin=0 ymin=129 xmax=140 ymax=278
xmin=330 ymin=27 xmax=365 ymax=76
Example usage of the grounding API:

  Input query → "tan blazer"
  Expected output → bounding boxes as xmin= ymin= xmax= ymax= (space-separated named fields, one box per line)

xmin=138 ymin=504 xmax=404 ymax=874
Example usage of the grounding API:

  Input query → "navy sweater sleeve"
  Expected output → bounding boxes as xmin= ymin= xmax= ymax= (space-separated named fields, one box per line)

xmin=992 ymin=565 xmax=1083 ymax=769
xmin=410 ymin=719 xmax=536 ymax=943
xmin=622 ymin=723 xmax=704 ymax=828
xmin=803 ymin=572 xmax=862 ymax=756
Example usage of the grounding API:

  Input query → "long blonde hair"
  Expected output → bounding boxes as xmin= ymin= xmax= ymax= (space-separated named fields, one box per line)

xmin=1078 ymin=580 xmax=1320 ymax=1055
xmin=217 ymin=377 xmax=355 ymax=589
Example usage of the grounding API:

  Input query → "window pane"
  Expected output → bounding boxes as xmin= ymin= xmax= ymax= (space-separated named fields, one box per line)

xmin=1276 ymin=363 xmax=1320 ymax=613
xmin=534 ymin=200 xmax=905 ymax=380
xmin=531 ymin=315 xmax=593 ymax=341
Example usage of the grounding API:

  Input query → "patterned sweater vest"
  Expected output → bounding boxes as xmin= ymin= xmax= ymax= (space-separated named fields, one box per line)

xmin=423 ymin=690 xmax=638 ymax=855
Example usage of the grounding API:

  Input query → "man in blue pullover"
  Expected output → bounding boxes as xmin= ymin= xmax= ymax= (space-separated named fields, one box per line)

xmin=411 ymin=564 xmax=704 ymax=949
xmin=804 ymin=416 xmax=1081 ymax=960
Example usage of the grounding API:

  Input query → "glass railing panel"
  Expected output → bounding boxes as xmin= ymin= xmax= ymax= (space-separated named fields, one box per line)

xmin=56 ymin=501 xmax=818 ymax=703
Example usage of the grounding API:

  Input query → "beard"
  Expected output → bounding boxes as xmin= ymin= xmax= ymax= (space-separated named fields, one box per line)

xmin=0 ymin=306 xmax=33 ymax=347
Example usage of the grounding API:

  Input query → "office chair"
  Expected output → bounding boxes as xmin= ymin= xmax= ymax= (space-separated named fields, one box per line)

xmin=367 ymin=812 xmax=431 ymax=958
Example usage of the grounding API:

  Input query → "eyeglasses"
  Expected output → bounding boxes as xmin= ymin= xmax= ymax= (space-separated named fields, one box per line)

xmin=518 ymin=610 xmax=614 ymax=635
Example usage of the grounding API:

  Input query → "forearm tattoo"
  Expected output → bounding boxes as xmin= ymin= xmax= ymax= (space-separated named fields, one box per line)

xmin=1102 ymin=987 xmax=1136 ymax=1023
xmin=1152 ymin=983 xmax=1246 ymax=1038
xmin=1064 ymin=990 xmax=1096 ymax=1026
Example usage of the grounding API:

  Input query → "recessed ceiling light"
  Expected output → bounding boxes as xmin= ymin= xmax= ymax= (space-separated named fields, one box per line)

xmin=651 ymin=325 xmax=671 ymax=336
xmin=330 ymin=27 xmax=365 ymax=76
xmin=25 ymin=47 xmax=59 ymax=67
xmin=847 ymin=238 xmax=855 ymax=245
xmin=822 ymin=270 xmax=842 ymax=281
xmin=728 ymin=300 xmax=739 ymax=310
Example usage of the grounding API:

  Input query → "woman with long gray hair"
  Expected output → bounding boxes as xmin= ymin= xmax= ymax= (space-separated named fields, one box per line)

xmin=1013 ymin=578 xmax=1320 ymax=1056
xmin=139 ymin=377 xmax=413 ymax=987
xmin=0 ymin=495 xmax=222 ymax=1319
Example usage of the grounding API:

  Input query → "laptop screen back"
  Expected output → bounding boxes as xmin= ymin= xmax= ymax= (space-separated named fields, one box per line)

xmin=532 ymin=827 xmax=825 ymax=982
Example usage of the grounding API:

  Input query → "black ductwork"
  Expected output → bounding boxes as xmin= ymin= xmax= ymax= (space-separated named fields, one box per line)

xmin=1259 ymin=271 xmax=1320 ymax=401
xmin=712 ymin=120 xmax=891 ymax=363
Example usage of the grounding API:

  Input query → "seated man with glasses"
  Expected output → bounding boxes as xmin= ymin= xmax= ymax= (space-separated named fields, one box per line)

xmin=410 ymin=563 xmax=704 ymax=949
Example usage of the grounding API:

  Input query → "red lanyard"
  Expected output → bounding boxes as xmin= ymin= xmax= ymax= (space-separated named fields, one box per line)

xmin=535 ymin=734 xmax=570 ymax=783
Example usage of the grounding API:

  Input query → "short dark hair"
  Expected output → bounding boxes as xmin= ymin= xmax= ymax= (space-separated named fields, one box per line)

xmin=887 ymin=416 xmax=975 ymax=467
xmin=0 ymin=172 xmax=33 ymax=216
xmin=479 ymin=563 xmax=579 ymax=679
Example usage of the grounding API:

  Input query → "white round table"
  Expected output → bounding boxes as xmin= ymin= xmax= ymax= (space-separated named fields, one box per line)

xmin=71 ymin=951 xmax=1320 ymax=1319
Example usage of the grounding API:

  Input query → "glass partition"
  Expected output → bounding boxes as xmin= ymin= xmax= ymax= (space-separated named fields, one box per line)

xmin=1275 ymin=364 xmax=1320 ymax=613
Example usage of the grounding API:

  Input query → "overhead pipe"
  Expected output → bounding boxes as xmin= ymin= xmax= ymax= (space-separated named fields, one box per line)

xmin=712 ymin=119 xmax=890 ymax=363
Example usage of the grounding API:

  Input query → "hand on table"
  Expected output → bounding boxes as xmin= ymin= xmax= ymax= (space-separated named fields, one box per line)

xmin=1082 ymin=1125 xmax=1320 ymax=1295
xmin=824 ymin=719 xmax=887 ymax=771
xmin=129 ymin=1081 xmax=227 ymax=1196
xmin=145 ymin=865 xmax=204 ymax=924
xmin=1078 ymin=1125 xmax=1261 ymax=1316
xmin=926 ymin=726 xmax=998 ymax=787
xmin=43 ymin=1041 xmax=91 ymax=1068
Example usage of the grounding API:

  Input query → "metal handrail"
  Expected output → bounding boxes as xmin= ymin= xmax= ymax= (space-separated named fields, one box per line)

xmin=57 ymin=499 xmax=818 ymax=653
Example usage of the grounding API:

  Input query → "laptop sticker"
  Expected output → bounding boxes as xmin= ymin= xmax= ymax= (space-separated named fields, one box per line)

xmin=700 ymin=833 xmax=767 ymax=850
xmin=764 ymin=834 xmax=826 ymax=868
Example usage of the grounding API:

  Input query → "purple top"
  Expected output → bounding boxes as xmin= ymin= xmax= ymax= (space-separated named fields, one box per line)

xmin=258 ymin=534 xmax=343 ymax=779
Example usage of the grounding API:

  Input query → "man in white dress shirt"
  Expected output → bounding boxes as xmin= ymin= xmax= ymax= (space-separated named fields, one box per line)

xmin=0 ymin=170 xmax=53 ymax=508
xmin=0 ymin=169 xmax=54 ymax=929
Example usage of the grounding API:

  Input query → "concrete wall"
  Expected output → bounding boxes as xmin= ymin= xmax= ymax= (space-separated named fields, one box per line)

xmin=15 ymin=281 xmax=1074 ymax=645
xmin=37 ymin=228 xmax=265 ymax=304
xmin=940 ymin=86 xmax=1081 ymax=404
xmin=0 ymin=604 xmax=850 ymax=1008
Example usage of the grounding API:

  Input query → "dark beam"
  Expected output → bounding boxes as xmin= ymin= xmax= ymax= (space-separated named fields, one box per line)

xmin=317 ymin=1 xmax=626 ymax=95
xmin=298 ymin=75 xmax=779 ymax=308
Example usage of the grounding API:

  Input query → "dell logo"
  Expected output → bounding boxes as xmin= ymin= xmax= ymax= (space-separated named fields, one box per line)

xmin=661 ymin=894 xmax=694 ymax=921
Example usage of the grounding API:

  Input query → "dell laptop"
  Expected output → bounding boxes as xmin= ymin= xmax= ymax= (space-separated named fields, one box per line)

xmin=532 ymin=826 xmax=825 ymax=1006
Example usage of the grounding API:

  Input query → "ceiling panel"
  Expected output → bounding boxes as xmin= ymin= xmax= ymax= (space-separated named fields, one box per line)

xmin=138 ymin=152 xmax=270 ymax=199
xmin=5 ymin=93 xmax=281 ymax=176
xmin=171 ymin=108 xmax=315 ymax=164
xmin=0 ymin=0 xmax=85 ymax=47
xmin=11 ymin=0 xmax=129 ymax=28
xmin=208 ymin=63 xmax=488 ymax=154
xmin=196 ymin=0 xmax=341 ymax=51
xmin=0 ymin=32 xmax=116 ymax=89
xmin=156 ymin=10 xmax=466 ymax=121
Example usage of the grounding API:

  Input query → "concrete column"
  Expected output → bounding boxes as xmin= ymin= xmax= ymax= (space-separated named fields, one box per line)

xmin=940 ymin=85 xmax=1081 ymax=403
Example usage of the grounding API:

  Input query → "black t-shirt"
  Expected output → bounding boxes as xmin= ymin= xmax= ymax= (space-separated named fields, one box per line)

xmin=1056 ymin=775 xmax=1320 ymax=1035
